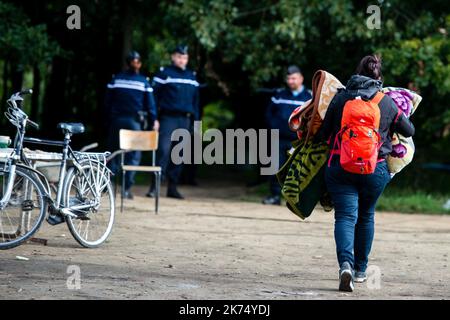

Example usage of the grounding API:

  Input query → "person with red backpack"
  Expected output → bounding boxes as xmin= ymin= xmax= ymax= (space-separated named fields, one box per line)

xmin=316 ymin=55 xmax=415 ymax=292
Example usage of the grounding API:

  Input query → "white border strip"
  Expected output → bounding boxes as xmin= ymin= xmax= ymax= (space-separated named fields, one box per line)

xmin=108 ymin=83 xmax=153 ymax=92
xmin=154 ymin=77 xmax=199 ymax=87
xmin=271 ymin=97 xmax=306 ymax=106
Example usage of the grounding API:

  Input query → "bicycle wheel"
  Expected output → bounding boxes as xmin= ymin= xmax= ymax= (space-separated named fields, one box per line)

xmin=0 ymin=166 xmax=47 ymax=250
xmin=63 ymin=162 xmax=115 ymax=248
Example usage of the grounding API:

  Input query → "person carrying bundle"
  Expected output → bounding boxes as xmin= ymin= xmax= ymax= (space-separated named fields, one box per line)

xmin=315 ymin=54 xmax=416 ymax=292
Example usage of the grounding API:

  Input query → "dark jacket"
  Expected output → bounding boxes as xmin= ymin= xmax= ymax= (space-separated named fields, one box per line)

xmin=153 ymin=65 xmax=200 ymax=120
xmin=266 ymin=87 xmax=312 ymax=140
xmin=315 ymin=75 xmax=415 ymax=158
xmin=104 ymin=70 xmax=157 ymax=123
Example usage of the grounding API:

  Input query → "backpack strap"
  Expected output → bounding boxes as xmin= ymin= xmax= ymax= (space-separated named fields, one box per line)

xmin=394 ymin=108 xmax=403 ymax=124
xmin=388 ymin=108 xmax=404 ymax=139
xmin=327 ymin=127 xmax=344 ymax=168
xmin=371 ymin=91 xmax=385 ymax=105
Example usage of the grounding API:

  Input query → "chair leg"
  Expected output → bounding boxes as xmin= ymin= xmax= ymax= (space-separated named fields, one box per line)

xmin=114 ymin=175 xmax=118 ymax=201
xmin=155 ymin=171 xmax=161 ymax=215
xmin=113 ymin=175 xmax=118 ymax=211
xmin=121 ymin=170 xmax=125 ymax=213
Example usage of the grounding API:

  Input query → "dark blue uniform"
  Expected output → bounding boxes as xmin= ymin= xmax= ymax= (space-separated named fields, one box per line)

xmin=265 ymin=87 xmax=312 ymax=140
xmin=105 ymin=70 xmax=157 ymax=191
xmin=265 ymin=87 xmax=312 ymax=196
xmin=153 ymin=65 xmax=200 ymax=185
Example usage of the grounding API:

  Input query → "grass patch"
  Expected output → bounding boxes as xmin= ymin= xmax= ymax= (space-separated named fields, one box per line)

xmin=128 ymin=161 xmax=450 ymax=215
xmin=244 ymin=180 xmax=450 ymax=215
xmin=377 ymin=187 xmax=450 ymax=215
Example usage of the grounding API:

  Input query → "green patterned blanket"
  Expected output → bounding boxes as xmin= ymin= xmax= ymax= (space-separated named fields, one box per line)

xmin=276 ymin=140 xmax=329 ymax=220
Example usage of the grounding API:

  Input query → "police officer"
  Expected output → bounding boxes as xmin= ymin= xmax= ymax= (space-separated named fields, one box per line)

xmin=105 ymin=51 xmax=158 ymax=199
xmin=146 ymin=45 xmax=200 ymax=200
xmin=262 ymin=65 xmax=312 ymax=205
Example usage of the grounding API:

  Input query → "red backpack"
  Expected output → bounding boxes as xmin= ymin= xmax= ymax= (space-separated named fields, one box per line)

xmin=328 ymin=92 xmax=385 ymax=174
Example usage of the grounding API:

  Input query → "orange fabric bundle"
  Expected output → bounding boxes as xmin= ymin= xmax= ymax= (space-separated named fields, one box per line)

xmin=288 ymin=70 xmax=344 ymax=141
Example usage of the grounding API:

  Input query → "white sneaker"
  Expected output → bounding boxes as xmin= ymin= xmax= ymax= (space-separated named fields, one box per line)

xmin=354 ymin=271 xmax=367 ymax=283
xmin=339 ymin=262 xmax=355 ymax=292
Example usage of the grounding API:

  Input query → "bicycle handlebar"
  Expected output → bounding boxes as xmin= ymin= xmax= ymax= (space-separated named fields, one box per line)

xmin=20 ymin=89 xmax=33 ymax=96
xmin=27 ymin=119 xmax=40 ymax=130
xmin=5 ymin=89 xmax=39 ymax=130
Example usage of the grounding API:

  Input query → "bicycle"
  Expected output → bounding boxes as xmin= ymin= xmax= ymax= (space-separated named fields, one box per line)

xmin=0 ymin=90 xmax=115 ymax=249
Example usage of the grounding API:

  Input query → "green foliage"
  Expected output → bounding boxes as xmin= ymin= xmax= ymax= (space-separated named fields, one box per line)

xmin=201 ymin=100 xmax=235 ymax=131
xmin=155 ymin=0 xmax=450 ymax=157
xmin=168 ymin=0 xmax=238 ymax=51
xmin=0 ymin=1 xmax=62 ymax=70
xmin=0 ymin=0 xmax=449 ymax=188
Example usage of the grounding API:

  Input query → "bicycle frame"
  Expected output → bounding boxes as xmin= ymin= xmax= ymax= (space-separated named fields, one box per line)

xmin=1 ymin=113 xmax=110 ymax=217
xmin=22 ymin=135 xmax=109 ymax=216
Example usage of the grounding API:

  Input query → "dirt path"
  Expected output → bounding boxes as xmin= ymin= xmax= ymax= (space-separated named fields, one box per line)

xmin=1 ymin=181 xmax=449 ymax=300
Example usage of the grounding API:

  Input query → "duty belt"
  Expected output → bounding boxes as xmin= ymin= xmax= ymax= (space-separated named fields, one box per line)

xmin=160 ymin=109 xmax=192 ymax=118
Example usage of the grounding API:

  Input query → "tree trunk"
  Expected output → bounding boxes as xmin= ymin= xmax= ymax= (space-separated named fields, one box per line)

xmin=121 ymin=3 xmax=133 ymax=70
xmin=1 ymin=61 xmax=11 ymax=127
xmin=31 ymin=64 xmax=41 ymax=121
xmin=1 ymin=61 xmax=9 ymax=108
xmin=11 ymin=67 xmax=24 ymax=93
xmin=42 ymin=57 xmax=68 ymax=138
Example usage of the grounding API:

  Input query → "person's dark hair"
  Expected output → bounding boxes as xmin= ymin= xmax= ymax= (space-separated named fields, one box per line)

xmin=172 ymin=45 xmax=189 ymax=55
xmin=287 ymin=65 xmax=302 ymax=76
xmin=126 ymin=51 xmax=141 ymax=65
xmin=356 ymin=54 xmax=382 ymax=80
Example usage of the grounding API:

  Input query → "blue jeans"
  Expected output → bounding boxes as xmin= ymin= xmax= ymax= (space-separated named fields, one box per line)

xmin=325 ymin=158 xmax=391 ymax=272
xmin=157 ymin=114 xmax=191 ymax=184
xmin=107 ymin=117 xmax=142 ymax=190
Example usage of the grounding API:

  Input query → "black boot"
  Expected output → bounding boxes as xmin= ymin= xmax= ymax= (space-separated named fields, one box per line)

xmin=167 ymin=183 xmax=184 ymax=200
xmin=262 ymin=195 xmax=281 ymax=205
xmin=124 ymin=190 xmax=134 ymax=200
xmin=146 ymin=185 xmax=156 ymax=198
xmin=146 ymin=175 xmax=161 ymax=198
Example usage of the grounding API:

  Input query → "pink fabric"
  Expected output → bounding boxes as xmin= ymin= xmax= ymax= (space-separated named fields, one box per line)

xmin=385 ymin=90 xmax=414 ymax=117
xmin=385 ymin=90 xmax=413 ymax=159
xmin=391 ymin=143 xmax=407 ymax=158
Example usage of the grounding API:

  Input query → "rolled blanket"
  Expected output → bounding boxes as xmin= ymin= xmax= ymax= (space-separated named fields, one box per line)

xmin=385 ymin=90 xmax=414 ymax=117
xmin=382 ymin=86 xmax=422 ymax=116
xmin=382 ymin=87 xmax=422 ymax=175
xmin=279 ymin=70 xmax=343 ymax=218
xmin=288 ymin=70 xmax=344 ymax=140
xmin=276 ymin=140 xmax=329 ymax=219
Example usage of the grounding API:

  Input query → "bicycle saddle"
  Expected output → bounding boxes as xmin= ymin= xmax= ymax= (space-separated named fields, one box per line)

xmin=57 ymin=122 xmax=85 ymax=135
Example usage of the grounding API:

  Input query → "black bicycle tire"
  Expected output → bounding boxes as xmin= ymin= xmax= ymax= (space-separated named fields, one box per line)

xmin=62 ymin=163 xmax=115 ymax=248
xmin=0 ymin=166 xmax=48 ymax=250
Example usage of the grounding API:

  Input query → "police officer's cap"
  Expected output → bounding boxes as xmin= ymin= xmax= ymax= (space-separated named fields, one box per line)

xmin=172 ymin=45 xmax=189 ymax=55
xmin=287 ymin=65 xmax=302 ymax=75
xmin=126 ymin=51 xmax=141 ymax=64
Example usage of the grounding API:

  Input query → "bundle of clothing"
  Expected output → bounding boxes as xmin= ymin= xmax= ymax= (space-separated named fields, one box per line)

xmin=277 ymin=71 xmax=422 ymax=220
xmin=276 ymin=70 xmax=344 ymax=220
xmin=382 ymin=87 xmax=422 ymax=175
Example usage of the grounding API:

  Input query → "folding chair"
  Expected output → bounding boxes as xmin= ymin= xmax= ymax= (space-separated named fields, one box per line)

xmin=119 ymin=129 xmax=161 ymax=214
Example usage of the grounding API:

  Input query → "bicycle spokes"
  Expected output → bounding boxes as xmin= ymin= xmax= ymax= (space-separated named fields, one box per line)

xmin=0 ymin=168 xmax=46 ymax=249
xmin=65 ymin=160 xmax=114 ymax=248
